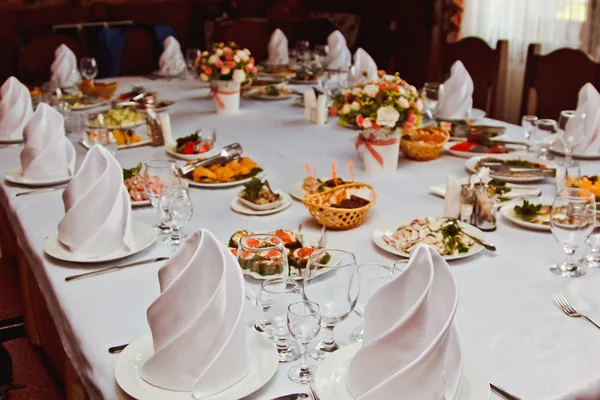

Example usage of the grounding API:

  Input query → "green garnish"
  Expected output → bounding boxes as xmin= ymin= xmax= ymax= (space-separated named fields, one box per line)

xmin=242 ymin=178 xmax=264 ymax=201
xmin=514 ymin=200 xmax=542 ymax=221
xmin=441 ymin=220 xmax=469 ymax=254
xmin=175 ymin=132 xmax=199 ymax=147
xmin=123 ymin=162 xmax=142 ymax=179
xmin=264 ymin=85 xmax=281 ymax=96
xmin=505 ymin=159 xmax=542 ymax=168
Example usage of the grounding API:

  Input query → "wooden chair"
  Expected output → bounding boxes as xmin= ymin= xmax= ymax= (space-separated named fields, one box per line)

xmin=119 ymin=26 xmax=160 ymax=77
xmin=442 ymin=37 xmax=508 ymax=119
xmin=521 ymin=43 xmax=600 ymax=120
xmin=212 ymin=19 xmax=272 ymax=63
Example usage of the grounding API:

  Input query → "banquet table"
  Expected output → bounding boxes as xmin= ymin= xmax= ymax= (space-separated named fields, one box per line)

xmin=1 ymin=76 xmax=600 ymax=400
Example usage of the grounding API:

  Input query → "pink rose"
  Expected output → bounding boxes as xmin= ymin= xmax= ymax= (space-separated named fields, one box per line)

xmin=407 ymin=112 xmax=417 ymax=124
xmin=403 ymin=121 xmax=414 ymax=131
xmin=379 ymin=82 xmax=389 ymax=90
xmin=356 ymin=114 xmax=364 ymax=127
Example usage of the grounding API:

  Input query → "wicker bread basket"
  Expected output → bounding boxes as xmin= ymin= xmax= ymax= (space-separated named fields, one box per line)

xmin=77 ymin=81 xmax=119 ymax=99
xmin=400 ymin=126 xmax=450 ymax=161
xmin=302 ymin=183 xmax=376 ymax=230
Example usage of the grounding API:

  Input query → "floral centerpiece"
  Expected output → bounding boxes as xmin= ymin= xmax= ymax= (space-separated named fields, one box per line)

xmin=195 ymin=42 xmax=258 ymax=114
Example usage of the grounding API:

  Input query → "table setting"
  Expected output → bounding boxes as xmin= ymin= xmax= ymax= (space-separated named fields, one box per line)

xmin=1 ymin=28 xmax=600 ymax=400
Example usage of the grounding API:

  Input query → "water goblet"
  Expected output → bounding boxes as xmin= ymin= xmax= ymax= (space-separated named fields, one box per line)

xmin=185 ymin=48 xmax=201 ymax=76
xmin=351 ymin=263 xmax=393 ymax=342
xmin=585 ymin=202 xmax=600 ymax=268
xmin=143 ymin=159 xmax=179 ymax=234
xmin=549 ymin=188 xmax=596 ymax=277
xmin=303 ymin=249 xmax=359 ymax=361
xmin=420 ymin=82 xmax=444 ymax=120
xmin=259 ymin=277 xmax=302 ymax=362
xmin=532 ymin=119 xmax=558 ymax=160
xmin=313 ymin=44 xmax=329 ymax=70
xmin=287 ymin=300 xmax=321 ymax=384
xmin=393 ymin=259 xmax=410 ymax=276
xmin=521 ymin=115 xmax=538 ymax=152
xmin=558 ymin=110 xmax=586 ymax=165
xmin=79 ymin=57 xmax=98 ymax=81
xmin=159 ymin=184 xmax=193 ymax=248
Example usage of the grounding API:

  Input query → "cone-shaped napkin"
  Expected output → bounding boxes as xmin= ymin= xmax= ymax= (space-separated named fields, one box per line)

xmin=57 ymin=145 xmax=135 ymax=258
xmin=346 ymin=245 xmax=463 ymax=400
xmin=0 ymin=76 xmax=33 ymax=141
xmin=324 ymin=31 xmax=351 ymax=71
xmin=568 ymin=83 xmax=600 ymax=155
xmin=267 ymin=29 xmax=289 ymax=65
xmin=20 ymin=103 xmax=75 ymax=181
xmin=349 ymin=48 xmax=378 ymax=86
xmin=436 ymin=61 xmax=473 ymax=119
xmin=50 ymin=44 xmax=80 ymax=88
xmin=140 ymin=229 xmax=250 ymax=398
xmin=159 ymin=36 xmax=187 ymax=76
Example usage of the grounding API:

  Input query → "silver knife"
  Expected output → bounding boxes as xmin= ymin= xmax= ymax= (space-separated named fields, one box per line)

xmin=490 ymin=382 xmax=522 ymax=400
xmin=271 ymin=394 xmax=309 ymax=400
xmin=16 ymin=186 xmax=66 ymax=197
xmin=65 ymin=257 xmax=169 ymax=282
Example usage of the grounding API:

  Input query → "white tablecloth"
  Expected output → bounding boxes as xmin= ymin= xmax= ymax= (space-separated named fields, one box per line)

xmin=1 ymin=77 xmax=599 ymax=400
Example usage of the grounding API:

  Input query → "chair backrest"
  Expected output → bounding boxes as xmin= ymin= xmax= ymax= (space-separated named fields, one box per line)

xmin=386 ymin=22 xmax=432 ymax=89
xmin=521 ymin=44 xmax=600 ymax=120
xmin=119 ymin=26 xmax=160 ymax=77
xmin=272 ymin=19 xmax=336 ymax=48
xmin=213 ymin=19 xmax=272 ymax=63
xmin=442 ymin=37 xmax=508 ymax=119
xmin=17 ymin=34 xmax=84 ymax=86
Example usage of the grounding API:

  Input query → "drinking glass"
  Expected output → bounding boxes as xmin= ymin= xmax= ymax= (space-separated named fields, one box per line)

xmin=532 ymin=119 xmax=558 ymax=160
xmin=303 ymin=249 xmax=359 ymax=361
xmin=420 ymin=82 xmax=444 ymax=119
xmin=55 ymin=100 xmax=71 ymax=132
xmin=159 ymin=184 xmax=193 ymax=248
xmin=555 ymin=162 xmax=581 ymax=193
xmin=351 ymin=264 xmax=393 ymax=342
xmin=549 ymin=188 xmax=596 ymax=277
xmin=259 ymin=277 xmax=302 ymax=362
xmin=521 ymin=115 xmax=538 ymax=152
xmin=79 ymin=57 xmax=98 ymax=81
xmin=295 ymin=41 xmax=311 ymax=68
xmin=287 ymin=301 xmax=321 ymax=384
xmin=143 ymin=159 xmax=179 ymax=234
xmin=313 ymin=44 xmax=329 ymax=70
xmin=558 ymin=110 xmax=586 ymax=165
xmin=585 ymin=202 xmax=600 ymax=268
xmin=238 ymin=234 xmax=289 ymax=332
xmin=393 ymin=259 xmax=409 ymax=276
xmin=185 ymin=48 xmax=201 ymax=75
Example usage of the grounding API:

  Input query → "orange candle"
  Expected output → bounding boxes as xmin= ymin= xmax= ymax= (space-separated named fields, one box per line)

xmin=304 ymin=162 xmax=312 ymax=177
xmin=348 ymin=160 xmax=354 ymax=182
xmin=331 ymin=159 xmax=337 ymax=183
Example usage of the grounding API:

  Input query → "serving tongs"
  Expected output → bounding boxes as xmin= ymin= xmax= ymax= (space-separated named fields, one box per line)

xmin=177 ymin=143 xmax=243 ymax=177
xmin=111 ymin=91 xmax=149 ymax=109
xmin=479 ymin=160 xmax=556 ymax=177
xmin=446 ymin=123 xmax=507 ymax=140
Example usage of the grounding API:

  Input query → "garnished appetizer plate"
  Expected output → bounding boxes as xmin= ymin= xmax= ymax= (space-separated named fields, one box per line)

xmin=444 ymin=140 xmax=524 ymax=158
xmin=138 ymin=100 xmax=175 ymax=113
xmin=184 ymin=157 xmax=265 ymax=188
xmin=372 ymin=217 xmax=485 ymax=261
xmin=231 ymin=193 xmax=292 ymax=215
xmin=5 ymin=168 xmax=72 ymax=187
xmin=81 ymin=129 xmax=151 ymax=150
xmin=86 ymin=108 xmax=145 ymax=130
xmin=232 ymin=178 xmax=292 ymax=215
xmin=500 ymin=197 xmax=554 ymax=232
xmin=123 ymin=163 xmax=152 ymax=207
xmin=290 ymin=161 xmax=356 ymax=201
xmin=115 ymin=328 xmax=279 ymax=400
xmin=438 ymin=108 xmax=486 ymax=122
xmin=165 ymin=131 xmax=219 ymax=161
xmin=429 ymin=178 xmax=541 ymax=204
xmin=465 ymin=153 xmax=557 ymax=183
xmin=249 ymin=85 xmax=293 ymax=100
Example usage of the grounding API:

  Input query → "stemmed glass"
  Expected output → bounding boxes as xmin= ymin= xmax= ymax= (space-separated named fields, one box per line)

xmin=313 ymin=44 xmax=329 ymax=70
xmin=532 ymin=119 xmax=558 ymax=160
xmin=143 ymin=159 xmax=179 ymax=234
xmin=351 ymin=263 xmax=393 ymax=342
xmin=238 ymin=234 xmax=289 ymax=332
xmin=303 ymin=249 xmax=359 ymax=361
xmin=295 ymin=41 xmax=311 ymax=69
xmin=549 ymin=188 xmax=596 ymax=277
xmin=521 ymin=115 xmax=538 ymax=152
xmin=558 ymin=110 xmax=586 ymax=165
xmin=394 ymin=259 xmax=409 ymax=275
xmin=259 ymin=277 xmax=302 ymax=363
xmin=420 ymin=82 xmax=444 ymax=120
xmin=287 ymin=300 xmax=321 ymax=384
xmin=158 ymin=184 xmax=193 ymax=248
xmin=585 ymin=202 xmax=600 ymax=268
xmin=79 ymin=57 xmax=98 ymax=81
xmin=185 ymin=48 xmax=201 ymax=77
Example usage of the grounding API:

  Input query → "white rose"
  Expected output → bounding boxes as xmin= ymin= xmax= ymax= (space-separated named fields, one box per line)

xmin=416 ymin=98 xmax=424 ymax=111
xmin=244 ymin=48 xmax=251 ymax=55
xmin=352 ymin=87 xmax=362 ymax=95
xmin=351 ymin=101 xmax=360 ymax=111
xmin=364 ymin=84 xmax=379 ymax=98
xmin=200 ymin=73 xmax=209 ymax=82
xmin=341 ymin=104 xmax=351 ymax=114
xmin=397 ymin=97 xmax=409 ymax=109
xmin=232 ymin=69 xmax=246 ymax=83
xmin=221 ymin=66 xmax=231 ymax=75
xmin=409 ymin=85 xmax=417 ymax=94
xmin=201 ymin=51 xmax=209 ymax=56
xmin=398 ymin=87 xmax=407 ymax=95
xmin=208 ymin=55 xmax=219 ymax=64
xmin=233 ymin=55 xmax=241 ymax=63
xmin=362 ymin=118 xmax=372 ymax=128
xmin=376 ymin=106 xmax=400 ymax=128
xmin=216 ymin=49 xmax=224 ymax=56
xmin=236 ymin=50 xmax=249 ymax=61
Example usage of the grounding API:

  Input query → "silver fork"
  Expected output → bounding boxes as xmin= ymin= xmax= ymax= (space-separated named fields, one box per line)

xmin=308 ymin=381 xmax=320 ymax=400
xmin=316 ymin=225 xmax=326 ymax=249
xmin=553 ymin=293 xmax=600 ymax=330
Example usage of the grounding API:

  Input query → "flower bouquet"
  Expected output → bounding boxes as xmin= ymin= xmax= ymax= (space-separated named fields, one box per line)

xmin=195 ymin=42 xmax=258 ymax=114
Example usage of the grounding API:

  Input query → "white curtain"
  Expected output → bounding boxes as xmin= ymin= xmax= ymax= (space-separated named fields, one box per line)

xmin=461 ymin=0 xmax=596 ymax=123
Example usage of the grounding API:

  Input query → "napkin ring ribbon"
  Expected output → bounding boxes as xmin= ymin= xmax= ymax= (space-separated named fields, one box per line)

xmin=355 ymin=137 xmax=400 ymax=166
xmin=211 ymin=87 xmax=240 ymax=108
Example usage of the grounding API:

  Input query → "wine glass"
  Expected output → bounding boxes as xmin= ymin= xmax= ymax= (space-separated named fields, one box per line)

xmin=532 ymin=119 xmax=558 ymax=160
xmin=313 ymin=44 xmax=329 ymax=70
xmin=585 ymin=202 xmax=600 ymax=268
xmin=393 ymin=259 xmax=409 ymax=276
xmin=159 ymin=184 xmax=193 ymax=248
xmin=287 ymin=300 xmax=321 ymax=384
xmin=143 ymin=159 xmax=179 ymax=234
xmin=185 ymin=48 xmax=201 ymax=76
xmin=351 ymin=263 xmax=393 ymax=342
xmin=521 ymin=115 xmax=538 ymax=152
xmin=549 ymin=188 xmax=596 ymax=277
xmin=303 ymin=249 xmax=359 ymax=361
xmin=558 ymin=110 xmax=586 ymax=165
xmin=295 ymin=41 xmax=310 ymax=68
xmin=79 ymin=57 xmax=98 ymax=81
xmin=420 ymin=82 xmax=444 ymax=119
xmin=238 ymin=234 xmax=289 ymax=332
xmin=259 ymin=277 xmax=302 ymax=363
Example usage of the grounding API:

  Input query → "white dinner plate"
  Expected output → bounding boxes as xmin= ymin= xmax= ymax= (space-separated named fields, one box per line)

xmin=249 ymin=91 xmax=294 ymax=101
xmin=465 ymin=153 xmax=557 ymax=183
xmin=231 ymin=193 xmax=292 ymax=216
xmin=131 ymin=200 xmax=151 ymax=207
xmin=440 ymin=108 xmax=486 ymax=122
xmin=551 ymin=146 xmax=600 ymax=160
xmin=0 ymin=137 xmax=23 ymax=144
xmin=289 ymin=78 xmax=319 ymax=85
xmin=443 ymin=141 xmax=520 ymax=159
xmin=164 ymin=146 xmax=220 ymax=161
xmin=289 ymin=180 xmax=308 ymax=201
xmin=372 ymin=220 xmax=485 ymax=261
xmin=44 ymin=220 xmax=157 ymax=263
xmin=500 ymin=197 xmax=552 ymax=232
xmin=429 ymin=178 xmax=542 ymax=200
xmin=70 ymin=99 xmax=110 ymax=112
xmin=185 ymin=170 xmax=266 ymax=189
xmin=314 ymin=343 xmax=490 ymax=400
xmin=80 ymin=138 xmax=152 ymax=151
xmin=114 ymin=328 xmax=279 ymax=400
xmin=5 ymin=168 xmax=72 ymax=187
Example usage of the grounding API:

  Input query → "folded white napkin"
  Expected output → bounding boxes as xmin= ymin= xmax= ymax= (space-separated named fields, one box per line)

xmin=436 ymin=61 xmax=473 ymax=119
xmin=566 ymin=83 xmax=600 ymax=155
xmin=57 ymin=145 xmax=135 ymax=258
xmin=443 ymin=176 xmax=461 ymax=219
xmin=0 ymin=76 xmax=33 ymax=141
xmin=20 ymin=103 xmax=75 ymax=181
xmin=349 ymin=48 xmax=378 ymax=87
xmin=347 ymin=245 xmax=463 ymax=400
xmin=267 ymin=29 xmax=289 ymax=65
xmin=140 ymin=229 xmax=249 ymax=398
xmin=50 ymin=44 xmax=80 ymax=88
xmin=159 ymin=36 xmax=187 ymax=76
xmin=324 ymin=30 xmax=351 ymax=71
